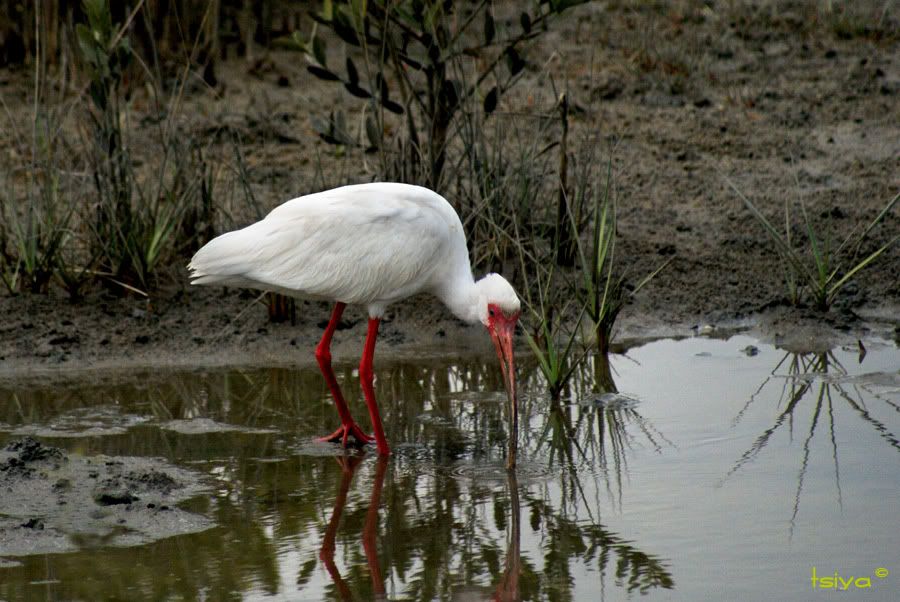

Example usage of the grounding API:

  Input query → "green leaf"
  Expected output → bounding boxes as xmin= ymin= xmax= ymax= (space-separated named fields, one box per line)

xmin=350 ymin=0 xmax=368 ymax=30
xmin=75 ymin=23 xmax=100 ymax=70
xmin=411 ymin=0 xmax=426 ymax=22
xmin=424 ymin=0 xmax=443 ymax=32
xmin=381 ymin=99 xmax=404 ymax=114
xmin=344 ymin=82 xmax=371 ymax=98
xmin=827 ymin=233 xmax=900 ymax=302
xmin=440 ymin=79 xmax=458 ymax=111
xmin=857 ymin=190 xmax=899 ymax=249
xmin=524 ymin=331 xmax=552 ymax=382
xmin=377 ymin=73 xmax=389 ymax=102
xmin=520 ymin=12 xmax=532 ymax=34
xmin=505 ymin=47 xmax=525 ymax=76
xmin=725 ymin=177 xmax=814 ymax=285
xmin=320 ymin=0 xmax=333 ymax=21
xmin=426 ymin=38 xmax=441 ymax=64
xmin=800 ymin=200 xmax=826 ymax=286
xmin=312 ymin=111 xmax=352 ymax=147
xmin=310 ymin=11 xmax=332 ymax=26
xmin=631 ymin=257 xmax=673 ymax=295
xmin=332 ymin=11 xmax=361 ymax=46
xmin=484 ymin=10 xmax=495 ymax=44
xmin=483 ymin=86 xmax=498 ymax=114
xmin=550 ymin=0 xmax=589 ymax=13
xmin=365 ymin=115 xmax=380 ymax=149
xmin=312 ymin=36 xmax=327 ymax=67
xmin=307 ymin=65 xmax=339 ymax=81
xmin=83 ymin=0 xmax=112 ymax=37
xmin=399 ymin=53 xmax=424 ymax=70
xmin=89 ymin=81 xmax=106 ymax=110
xmin=286 ymin=31 xmax=308 ymax=52
xmin=345 ymin=57 xmax=359 ymax=85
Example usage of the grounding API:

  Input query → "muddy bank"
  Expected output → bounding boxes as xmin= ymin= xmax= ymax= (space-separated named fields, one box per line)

xmin=1 ymin=1 xmax=898 ymax=374
xmin=0 ymin=437 xmax=212 ymax=557
xmin=0 ymin=282 xmax=897 ymax=383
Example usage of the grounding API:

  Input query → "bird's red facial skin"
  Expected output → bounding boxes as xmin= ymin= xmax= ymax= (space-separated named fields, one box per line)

xmin=486 ymin=303 xmax=519 ymax=412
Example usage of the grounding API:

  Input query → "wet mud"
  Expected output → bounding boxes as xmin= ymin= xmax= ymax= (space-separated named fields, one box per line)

xmin=0 ymin=437 xmax=212 ymax=557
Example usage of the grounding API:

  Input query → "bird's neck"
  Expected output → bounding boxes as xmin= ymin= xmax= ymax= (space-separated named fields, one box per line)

xmin=438 ymin=272 xmax=482 ymax=325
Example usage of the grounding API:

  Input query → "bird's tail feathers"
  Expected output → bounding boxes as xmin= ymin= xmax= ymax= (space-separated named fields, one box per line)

xmin=188 ymin=229 xmax=259 ymax=286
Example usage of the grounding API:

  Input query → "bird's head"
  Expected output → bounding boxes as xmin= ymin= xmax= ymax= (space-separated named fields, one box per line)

xmin=475 ymin=274 xmax=520 ymax=437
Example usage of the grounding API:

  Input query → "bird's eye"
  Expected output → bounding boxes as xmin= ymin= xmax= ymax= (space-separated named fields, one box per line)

xmin=488 ymin=308 xmax=496 ymax=317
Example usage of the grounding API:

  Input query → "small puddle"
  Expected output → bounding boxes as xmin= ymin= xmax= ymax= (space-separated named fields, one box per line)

xmin=0 ymin=334 xmax=897 ymax=600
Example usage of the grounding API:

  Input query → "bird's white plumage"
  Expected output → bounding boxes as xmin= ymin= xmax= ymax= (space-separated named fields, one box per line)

xmin=472 ymin=274 xmax=520 ymax=317
xmin=189 ymin=183 xmax=492 ymax=318
xmin=191 ymin=182 xmax=522 ymax=461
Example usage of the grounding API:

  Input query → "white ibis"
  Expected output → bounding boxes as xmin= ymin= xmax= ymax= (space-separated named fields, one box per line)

xmin=188 ymin=183 xmax=521 ymax=462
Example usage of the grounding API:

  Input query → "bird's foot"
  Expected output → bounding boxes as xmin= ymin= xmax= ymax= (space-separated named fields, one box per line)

xmin=318 ymin=422 xmax=375 ymax=447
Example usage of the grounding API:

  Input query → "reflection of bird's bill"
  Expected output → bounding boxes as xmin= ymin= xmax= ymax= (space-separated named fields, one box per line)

xmin=365 ymin=455 xmax=388 ymax=599
xmin=494 ymin=470 xmax=521 ymax=601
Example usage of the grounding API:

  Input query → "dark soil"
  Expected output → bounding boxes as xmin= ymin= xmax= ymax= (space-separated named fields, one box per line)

xmin=1 ymin=2 xmax=898 ymax=376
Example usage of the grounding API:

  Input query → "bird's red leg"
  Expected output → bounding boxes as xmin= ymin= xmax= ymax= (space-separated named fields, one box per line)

xmin=316 ymin=303 xmax=374 ymax=446
xmin=360 ymin=318 xmax=391 ymax=456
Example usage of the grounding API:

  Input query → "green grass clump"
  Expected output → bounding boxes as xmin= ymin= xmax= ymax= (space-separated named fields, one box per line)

xmin=511 ymin=151 xmax=668 ymax=399
xmin=0 ymin=121 xmax=73 ymax=295
xmin=728 ymin=177 xmax=898 ymax=311
xmin=570 ymin=160 xmax=671 ymax=355
xmin=520 ymin=259 xmax=588 ymax=402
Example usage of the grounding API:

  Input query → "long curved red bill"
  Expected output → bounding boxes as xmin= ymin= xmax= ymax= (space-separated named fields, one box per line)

xmin=488 ymin=309 xmax=519 ymax=469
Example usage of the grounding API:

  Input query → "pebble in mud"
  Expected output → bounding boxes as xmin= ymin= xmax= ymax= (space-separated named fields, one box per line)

xmin=0 ymin=437 xmax=213 ymax=557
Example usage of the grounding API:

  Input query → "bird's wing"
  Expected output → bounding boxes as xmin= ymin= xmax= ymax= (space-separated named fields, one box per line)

xmin=189 ymin=186 xmax=452 ymax=306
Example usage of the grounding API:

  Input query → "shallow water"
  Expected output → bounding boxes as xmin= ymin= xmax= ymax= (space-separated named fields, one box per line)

xmin=0 ymin=334 xmax=898 ymax=601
